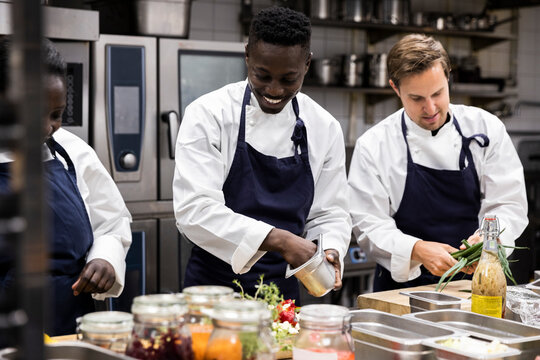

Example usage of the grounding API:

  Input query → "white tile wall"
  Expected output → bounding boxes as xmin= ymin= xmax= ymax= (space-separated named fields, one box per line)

xmin=188 ymin=1 xmax=540 ymax=138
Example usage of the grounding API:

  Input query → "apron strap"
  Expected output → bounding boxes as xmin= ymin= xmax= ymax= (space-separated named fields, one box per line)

xmin=46 ymin=137 xmax=77 ymax=178
xmin=238 ymin=84 xmax=252 ymax=143
xmin=290 ymin=97 xmax=308 ymax=158
xmin=400 ymin=111 xmax=414 ymax=164
xmin=453 ymin=118 xmax=490 ymax=170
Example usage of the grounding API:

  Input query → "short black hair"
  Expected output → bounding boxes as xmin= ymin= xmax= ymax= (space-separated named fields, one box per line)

xmin=0 ymin=36 xmax=66 ymax=94
xmin=248 ymin=6 xmax=311 ymax=53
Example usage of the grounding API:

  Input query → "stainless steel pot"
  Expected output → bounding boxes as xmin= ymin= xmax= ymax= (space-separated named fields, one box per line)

xmin=310 ymin=0 xmax=331 ymax=20
xmin=311 ymin=57 xmax=341 ymax=86
xmin=367 ymin=53 xmax=388 ymax=88
xmin=341 ymin=54 xmax=364 ymax=87
xmin=341 ymin=0 xmax=375 ymax=23
xmin=379 ymin=0 xmax=410 ymax=25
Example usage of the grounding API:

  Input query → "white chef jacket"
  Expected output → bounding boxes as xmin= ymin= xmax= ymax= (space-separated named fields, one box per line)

xmin=348 ymin=104 xmax=528 ymax=283
xmin=173 ymin=80 xmax=351 ymax=274
xmin=0 ymin=128 xmax=132 ymax=300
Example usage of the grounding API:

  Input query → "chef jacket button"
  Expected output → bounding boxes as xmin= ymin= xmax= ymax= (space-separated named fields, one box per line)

xmin=249 ymin=121 xmax=255 ymax=126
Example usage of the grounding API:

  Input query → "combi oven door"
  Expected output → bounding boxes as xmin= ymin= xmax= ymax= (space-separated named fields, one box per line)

xmin=158 ymin=38 xmax=247 ymax=201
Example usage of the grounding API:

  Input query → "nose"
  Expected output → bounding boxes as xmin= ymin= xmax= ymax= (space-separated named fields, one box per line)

xmin=265 ymin=80 xmax=284 ymax=98
xmin=423 ymin=97 xmax=437 ymax=114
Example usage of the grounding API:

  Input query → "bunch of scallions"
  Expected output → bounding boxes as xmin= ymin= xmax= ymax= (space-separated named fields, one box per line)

xmin=435 ymin=231 xmax=528 ymax=291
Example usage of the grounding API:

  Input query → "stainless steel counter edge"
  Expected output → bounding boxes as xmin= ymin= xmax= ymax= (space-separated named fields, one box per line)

xmin=0 ymin=4 xmax=99 ymax=41
xmin=126 ymin=200 xmax=174 ymax=220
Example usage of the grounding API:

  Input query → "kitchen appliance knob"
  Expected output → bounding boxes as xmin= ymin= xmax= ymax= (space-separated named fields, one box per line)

xmin=120 ymin=152 xmax=137 ymax=169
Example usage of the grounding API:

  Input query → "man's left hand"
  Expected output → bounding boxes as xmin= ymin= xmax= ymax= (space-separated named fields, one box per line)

xmin=72 ymin=259 xmax=115 ymax=296
xmin=325 ymin=249 xmax=342 ymax=290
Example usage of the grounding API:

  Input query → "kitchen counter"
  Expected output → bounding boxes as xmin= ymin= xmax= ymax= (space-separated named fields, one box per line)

xmin=357 ymin=279 xmax=472 ymax=315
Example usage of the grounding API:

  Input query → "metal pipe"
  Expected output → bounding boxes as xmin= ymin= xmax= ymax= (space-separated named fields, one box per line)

xmin=11 ymin=0 xmax=47 ymax=358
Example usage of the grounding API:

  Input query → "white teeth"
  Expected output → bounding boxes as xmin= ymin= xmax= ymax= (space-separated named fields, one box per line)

xmin=264 ymin=96 xmax=282 ymax=104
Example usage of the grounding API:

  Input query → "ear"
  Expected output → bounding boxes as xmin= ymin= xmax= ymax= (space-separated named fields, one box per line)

xmin=304 ymin=52 xmax=312 ymax=75
xmin=389 ymin=79 xmax=400 ymax=97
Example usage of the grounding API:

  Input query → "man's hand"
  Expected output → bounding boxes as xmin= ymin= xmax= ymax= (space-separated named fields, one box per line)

xmin=325 ymin=249 xmax=342 ymax=290
xmin=411 ymin=240 xmax=458 ymax=277
xmin=72 ymin=259 xmax=115 ymax=296
xmin=260 ymin=228 xmax=317 ymax=269
xmin=460 ymin=230 xmax=482 ymax=250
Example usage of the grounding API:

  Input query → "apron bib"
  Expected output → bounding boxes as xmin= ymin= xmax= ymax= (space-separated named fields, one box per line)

xmin=184 ymin=85 xmax=315 ymax=301
xmin=373 ymin=113 xmax=489 ymax=291
xmin=0 ymin=138 xmax=95 ymax=335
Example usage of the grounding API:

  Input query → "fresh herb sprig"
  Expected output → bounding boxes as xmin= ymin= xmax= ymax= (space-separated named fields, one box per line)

xmin=435 ymin=232 xmax=528 ymax=291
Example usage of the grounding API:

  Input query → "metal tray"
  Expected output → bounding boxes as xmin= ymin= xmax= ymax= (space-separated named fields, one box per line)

xmin=405 ymin=309 xmax=540 ymax=352
xmin=0 ymin=341 xmax=135 ymax=359
xmin=400 ymin=290 xmax=467 ymax=312
xmin=350 ymin=309 xmax=458 ymax=352
xmin=422 ymin=336 xmax=522 ymax=360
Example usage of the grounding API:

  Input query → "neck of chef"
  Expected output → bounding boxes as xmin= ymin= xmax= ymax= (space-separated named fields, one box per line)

xmin=431 ymin=113 xmax=451 ymax=136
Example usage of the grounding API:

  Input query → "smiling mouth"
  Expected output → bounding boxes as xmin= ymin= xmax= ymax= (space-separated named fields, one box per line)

xmin=263 ymin=96 xmax=283 ymax=105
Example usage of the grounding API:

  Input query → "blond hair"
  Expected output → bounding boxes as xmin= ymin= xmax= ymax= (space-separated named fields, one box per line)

xmin=387 ymin=34 xmax=450 ymax=88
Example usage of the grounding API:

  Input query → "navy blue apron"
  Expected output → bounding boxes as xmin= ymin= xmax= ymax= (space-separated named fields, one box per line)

xmin=0 ymin=138 xmax=95 ymax=335
xmin=184 ymin=85 xmax=315 ymax=302
xmin=373 ymin=113 xmax=489 ymax=291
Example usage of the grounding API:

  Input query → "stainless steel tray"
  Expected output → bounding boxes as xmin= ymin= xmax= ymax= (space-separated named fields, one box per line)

xmin=0 ymin=341 xmax=135 ymax=359
xmin=525 ymin=278 xmax=540 ymax=296
xmin=422 ymin=336 xmax=522 ymax=360
xmin=400 ymin=290 xmax=467 ymax=312
xmin=350 ymin=309 xmax=458 ymax=352
xmin=405 ymin=309 xmax=540 ymax=352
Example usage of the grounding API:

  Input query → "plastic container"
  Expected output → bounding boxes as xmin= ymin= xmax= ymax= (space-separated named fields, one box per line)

xmin=77 ymin=311 xmax=133 ymax=354
xmin=285 ymin=234 xmax=335 ymax=297
xmin=125 ymin=293 xmax=194 ymax=360
xmin=182 ymin=286 xmax=234 ymax=360
xmin=293 ymin=304 xmax=354 ymax=360
xmin=204 ymin=299 xmax=274 ymax=360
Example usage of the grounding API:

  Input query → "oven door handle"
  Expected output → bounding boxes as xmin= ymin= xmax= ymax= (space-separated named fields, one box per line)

xmin=162 ymin=111 xmax=180 ymax=159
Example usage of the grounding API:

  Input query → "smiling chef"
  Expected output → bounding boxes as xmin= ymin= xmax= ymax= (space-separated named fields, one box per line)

xmin=172 ymin=6 xmax=351 ymax=301
xmin=348 ymin=34 xmax=528 ymax=291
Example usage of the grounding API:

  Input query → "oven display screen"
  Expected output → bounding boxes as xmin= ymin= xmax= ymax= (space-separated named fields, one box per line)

xmin=114 ymin=85 xmax=140 ymax=134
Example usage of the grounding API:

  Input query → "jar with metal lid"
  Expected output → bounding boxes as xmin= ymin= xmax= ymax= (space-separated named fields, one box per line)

xmin=77 ymin=311 xmax=133 ymax=354
xmin=182 ymin=286 xmax=235 ymax=360
xmin=204 ymin=299 xmax=275 ymax=360
xmin=292 ymin=304 xmax=354 ymax=360
xmin=125 ymin=293 xmax=194 ymax=360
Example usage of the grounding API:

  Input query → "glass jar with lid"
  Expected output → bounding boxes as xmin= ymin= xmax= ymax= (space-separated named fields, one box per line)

xmin=77 ymin=311 xmax=133 ymax=353
xmin=204 ymin=299 xmax=274 ymax=360
xmin=182 ymin=286 xmax=234 ymax=360
xmin=293 ymin=304 xmax=354 ymax=360
xmin=125 ymin=293 xmax=194 ymax=360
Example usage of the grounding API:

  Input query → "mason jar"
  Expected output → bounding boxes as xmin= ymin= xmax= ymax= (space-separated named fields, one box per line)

xmin=204 ymin=299 xmax=274 ymax=360
xmin=182 ymin=286 xmax=235 ymax=360
xmin=77 ymin=311 xmax=133 ymax=354
xmin=293 ymin=304 xmax=354 ymax=360
xmin=125 ymin=293 xmax=194 ymax=360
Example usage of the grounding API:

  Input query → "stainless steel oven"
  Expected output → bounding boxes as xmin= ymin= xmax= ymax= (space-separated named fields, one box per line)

xmin=91 ymin=35 xmax=247 ymax=293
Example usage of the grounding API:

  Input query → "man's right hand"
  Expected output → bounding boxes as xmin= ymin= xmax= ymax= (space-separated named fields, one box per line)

xmin=260 ymin=228 xmax=317 ymax=268
xmin=411 ymin=240 xmax=459 ymax=277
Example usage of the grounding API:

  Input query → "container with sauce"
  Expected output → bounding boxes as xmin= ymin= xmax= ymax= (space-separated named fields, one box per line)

xmin=204 ymin=299 xmax=274 ymax=360
xmin=293 ymin=304 xmax=354 ymax=360
xmin=182 ymin=285 xmax=234 ymax=360
xmin=125 ymin=293 xmax=194 ymax=360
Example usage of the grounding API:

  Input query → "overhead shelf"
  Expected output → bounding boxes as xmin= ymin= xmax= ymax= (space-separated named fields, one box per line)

xmin=309 ymin=19 xmax=516 ymax=51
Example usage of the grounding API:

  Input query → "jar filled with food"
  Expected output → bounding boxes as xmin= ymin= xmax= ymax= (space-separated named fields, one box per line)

xmin=77 ymin=311 xmax=133 ymax=353
xmin=204 ymin=299 xmax=274 ymax=360
xmin=472 ymin=215 xmax=507 ymax=318
xmin=183 ymin=286 xmax=234 ymax=360
xmin=126 ymin=293 xmax=194 ymax=360
xmin=293 ymin=304 xmax=354 ymax=360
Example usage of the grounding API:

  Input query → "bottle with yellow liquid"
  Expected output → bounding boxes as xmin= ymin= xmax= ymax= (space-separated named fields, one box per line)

xmin=471 ymin=215 xmax=506 ymax=318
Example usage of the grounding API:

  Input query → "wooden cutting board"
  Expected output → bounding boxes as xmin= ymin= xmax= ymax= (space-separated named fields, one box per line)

xmin=357 ymin=279 xmax=472 ymax=315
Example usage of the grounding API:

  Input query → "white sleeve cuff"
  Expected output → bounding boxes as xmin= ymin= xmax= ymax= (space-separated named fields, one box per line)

xmin=231 ymin=222 xmax=274 ymax=274
xmin=390 ymin=235 xmax=423 ymax=283
xmin=86 ymin=235 xmax=128 ymax=298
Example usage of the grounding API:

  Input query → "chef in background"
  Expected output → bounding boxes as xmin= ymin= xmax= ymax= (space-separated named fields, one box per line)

xmin=0 ymin=37 xmax=132 ymax=335
xmin=348 ymin=34 xmax=527 ymax=291
xmin=173 ymin=6 xmax=351 ymax=301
